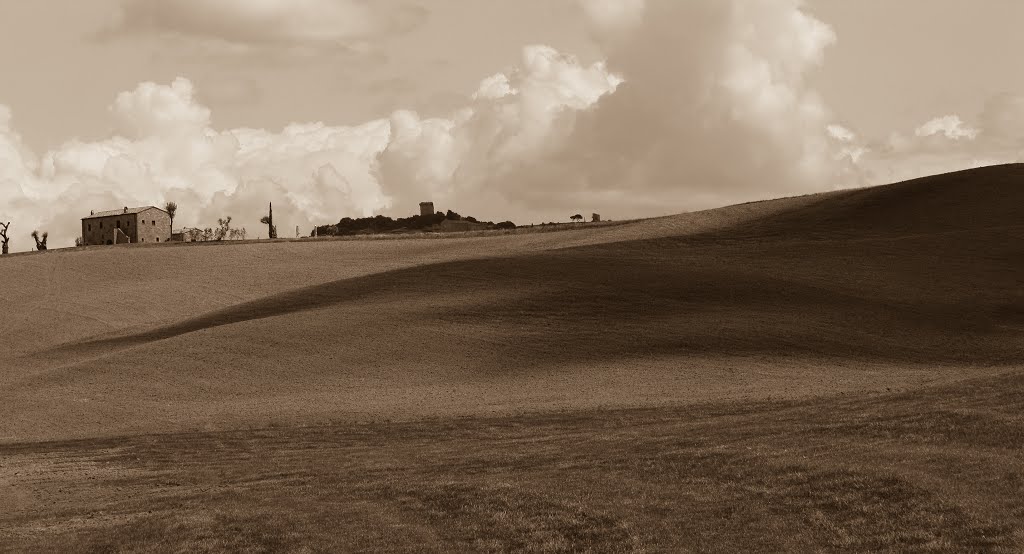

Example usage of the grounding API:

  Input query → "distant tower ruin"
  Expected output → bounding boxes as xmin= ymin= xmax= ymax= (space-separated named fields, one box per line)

xmin=592 ymin=213 xmax=601 ymax=222
xmin=420 ymin=202 xmax=435 ymax=218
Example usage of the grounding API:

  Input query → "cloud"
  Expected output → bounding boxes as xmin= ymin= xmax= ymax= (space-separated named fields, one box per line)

xmin=914 ymin=115 xmax=979 ymax=140
xmin=837 ymin=102 xmax=1024 ymax=186
xmin=2 ymin=0 xmax=855 ymax=250
xmin=380 ymin=0 xmax=848 ymax=220
xmin=17 ymin=0 xmax=1024 ymax=252
xmin=98 ymin=0 xmax=427 ymax=54
xmin=0 ymin=79 xmax=394 ymax=251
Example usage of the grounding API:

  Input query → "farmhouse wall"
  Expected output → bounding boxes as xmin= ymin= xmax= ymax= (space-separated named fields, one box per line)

xmin=81 ymin=215 xmax=139 ymax=246
xmin=135 ymin=208 xmax=171 ymax=244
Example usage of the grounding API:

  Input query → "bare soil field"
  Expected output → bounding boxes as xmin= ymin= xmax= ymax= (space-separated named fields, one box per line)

xmin=2 ymin=164 xmax=1023 ymax=551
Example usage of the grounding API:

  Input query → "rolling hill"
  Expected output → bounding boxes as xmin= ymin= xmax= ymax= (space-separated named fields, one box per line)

xmin=1 ymin=164 xmax=1022 ymax=441
xmin=4 ymin=164 xmax=1024 ymax=552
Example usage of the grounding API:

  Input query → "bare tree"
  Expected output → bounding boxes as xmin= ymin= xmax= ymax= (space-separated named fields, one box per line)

xmin=260 ymin=202 xmax=277 ymax=239
xmin=165 ymin=201 xmax=177 ymax=235
xmin=0 ymin=221 xmax=10 ymax=255
xmin=31 ymin=230 xmax=48 ymax=251
xmin=215 ymin=216 xmax=233 ymax=241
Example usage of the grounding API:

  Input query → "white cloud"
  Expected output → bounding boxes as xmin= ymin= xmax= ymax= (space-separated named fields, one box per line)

xmin=837 ymin=106 xmax=1024 ymax=186
xmin=14 ymin=0 xmax=1024 ymax=252
xmin=914 ymin=115 xmax=979 ymax=140
xmin=827 ymin=124 xmax=856 ymax=143
xmin=99 ymin=0 xmax=426 ymax=53
xmin=1 ymin=80 xmax=394 ymax=251
xmin=2 ymin=0 xmax=855 ymax=250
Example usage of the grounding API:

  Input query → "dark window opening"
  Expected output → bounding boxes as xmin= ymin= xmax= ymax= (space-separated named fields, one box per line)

xmin=156 ymin=237 xmax=160 ymax=242
xmin=88 ymin=224 xmax=91 ymax=231
xmin=152 ymin=221 xmax=156 ymax=226
xmin=99 ymin=221 xmax=103 ymax=229
xmin=142 ymin=238 xmax=145 ymax=242
xmin=116 ymin=220 xmax=121 ymax=229
xmin=142 ymin=220 xmax=145 ymax=224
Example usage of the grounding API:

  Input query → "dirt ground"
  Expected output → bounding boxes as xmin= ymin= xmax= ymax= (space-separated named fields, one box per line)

xmin=2 ymin=164 xmax=1023 ymax=551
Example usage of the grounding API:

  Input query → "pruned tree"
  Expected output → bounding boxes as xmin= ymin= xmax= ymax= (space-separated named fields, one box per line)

xmin=165 ymin=201 xmax=177 ymax=234
xmin=202 ymin=228 xmax=213 ymax=242
xmin=260 ymin=202 xmax=277 ymax=239
xmin=215 ymin=216 xmax=233 ymax=241
xmin=0 ymin=221 xmax=10 ymax=255
xmin=75 ymin=236 xmax=83 ymax=247
xmin=31 ymin=230 xmax=48 ymax=251
xmin=570 ymin=214 xmax=584 ymax=222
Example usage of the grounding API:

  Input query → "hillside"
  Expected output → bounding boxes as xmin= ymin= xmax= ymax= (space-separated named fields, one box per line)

xmin=4 ymin=164 xmax=1024 ymax=552
xmin=2 ymin=164 xmax=1022 ymax=441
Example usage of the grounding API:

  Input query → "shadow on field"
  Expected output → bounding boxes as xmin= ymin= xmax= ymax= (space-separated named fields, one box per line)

xmin=45 ymin=164 xmax=1024 ymax=369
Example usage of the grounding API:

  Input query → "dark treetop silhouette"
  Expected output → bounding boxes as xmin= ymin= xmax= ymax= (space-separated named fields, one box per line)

xmin=31 ymin=230 xmax=47 ymax=251
xmin=0 ymin=221 xmax=10 ymax=255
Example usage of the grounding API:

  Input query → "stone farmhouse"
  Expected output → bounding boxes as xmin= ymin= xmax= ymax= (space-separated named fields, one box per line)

xmin=81 ymin=206 xmax=171 ymax=246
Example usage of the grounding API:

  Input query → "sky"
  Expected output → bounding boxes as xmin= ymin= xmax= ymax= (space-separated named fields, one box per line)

xmin=2 ymin=0 xmax=1023 ymax=250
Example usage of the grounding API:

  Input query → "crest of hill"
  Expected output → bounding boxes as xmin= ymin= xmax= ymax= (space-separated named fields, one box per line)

xmin=707 ymin=163 xmax=1024 ymax=241
xmin=4 ymin=164 xmax=1024 ymax=441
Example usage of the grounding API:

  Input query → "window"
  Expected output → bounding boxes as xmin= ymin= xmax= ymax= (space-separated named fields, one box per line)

xmin=116 ymin=220 xmax=121 ymax=229
xmin=142 ymin=238 xmax=145 ymax=242
xmin=142 ymin=220 xmax=145 ymax=224
xmin=152 ymin=220 xmax=156 ymax=226
xmin=88 ymin=224 xmax=91 ymax=231
xmin=156 ymin=237 xmax=160 ymax=242
xmin=99 ymin=221 xmax=103 ymax=229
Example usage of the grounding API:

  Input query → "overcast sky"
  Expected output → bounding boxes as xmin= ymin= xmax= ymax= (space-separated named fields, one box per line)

xmin=2 ymin=0 xmax=1023 ymax=250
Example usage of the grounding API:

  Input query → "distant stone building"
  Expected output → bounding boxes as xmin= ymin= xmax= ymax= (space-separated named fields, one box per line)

xmin=420 ymin=201 xmax=435 ymax=218
xmin=81 ymin=206 xmax=171 ymax=246
xmin=592 ymin=213 xmax=601 ymax=222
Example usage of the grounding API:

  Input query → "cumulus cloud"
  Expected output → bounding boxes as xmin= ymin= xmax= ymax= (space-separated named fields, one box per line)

xmin=17 ymin=0 xmax=1023 ymax=252
xmin=98 ymin=0 xmax=427 ymax=54
xmin=2 ymin=0 xmax=856 ymax=250
xmin=0 ymin=79 xmax=394 ymax=251
xmin=380 ymin=0 xmax=848 ymax=219
xmin=838 ymin=100 xmax=1024 ymax=186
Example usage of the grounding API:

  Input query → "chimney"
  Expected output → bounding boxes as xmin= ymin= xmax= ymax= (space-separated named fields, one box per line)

xmin=123 ymin=206 xmax=128 ymax=213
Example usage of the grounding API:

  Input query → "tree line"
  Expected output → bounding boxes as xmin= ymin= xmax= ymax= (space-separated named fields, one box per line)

xmin=312 ymin=210 xmax=516 ymax=237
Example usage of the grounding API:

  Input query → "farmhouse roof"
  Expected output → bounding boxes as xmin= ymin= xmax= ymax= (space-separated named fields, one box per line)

xmin=81 ymin=206 xmax=168 ymax=220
